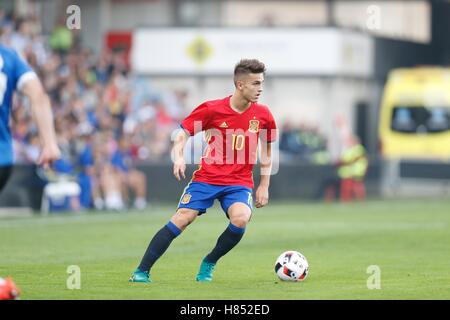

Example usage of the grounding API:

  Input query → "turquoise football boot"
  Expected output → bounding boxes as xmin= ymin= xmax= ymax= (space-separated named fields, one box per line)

xmin=196 ymin=259 xmax=216 ymax=282
xmin=129 ymin=268 xmax=152 ymax=283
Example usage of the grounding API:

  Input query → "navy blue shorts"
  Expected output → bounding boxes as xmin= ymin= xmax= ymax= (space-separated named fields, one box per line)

xmin=177 ymin=181 xmax=253 ymax=216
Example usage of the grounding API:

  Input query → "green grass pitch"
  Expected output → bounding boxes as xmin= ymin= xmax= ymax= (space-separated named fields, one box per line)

xmin=1 ymin=199 xmax=449 ymax=300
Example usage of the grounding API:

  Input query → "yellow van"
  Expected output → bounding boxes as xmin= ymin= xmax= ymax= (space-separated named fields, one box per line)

xmin=378 ymin=67 xmax=450 ymax=160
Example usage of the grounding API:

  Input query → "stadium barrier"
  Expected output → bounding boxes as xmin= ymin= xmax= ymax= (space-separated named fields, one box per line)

xmin=380 ymin=160 xmax=450 ymax=197
xmin=0 ymin=162 xmax=382 ymax=211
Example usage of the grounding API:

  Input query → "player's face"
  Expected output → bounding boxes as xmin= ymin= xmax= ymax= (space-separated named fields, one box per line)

xmin=239 ymin=73 xmax=264 ymax=103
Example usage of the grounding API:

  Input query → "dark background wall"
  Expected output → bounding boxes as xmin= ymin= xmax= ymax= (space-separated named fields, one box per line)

xmin=3 ymin=160 xmax=450 ymax=211
xmin=374 ymin=0 xmax=450 ymax=83
xmin=431 ymin=0 xmax=450 ymax=66
xmin=0 ymin=162 xmax=382 ymax=210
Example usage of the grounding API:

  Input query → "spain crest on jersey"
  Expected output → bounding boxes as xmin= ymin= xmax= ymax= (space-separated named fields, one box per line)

xmin=248 ymin=120 xmax=260 ymax=133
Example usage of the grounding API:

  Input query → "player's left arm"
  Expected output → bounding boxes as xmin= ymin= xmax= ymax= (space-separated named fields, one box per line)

xmin=21 ymin=78 xmax=60 ymax=168
xmin=256 ymin=109 xmax=277 ymax=208
xmin=255 ymin=141 xmax=272 ymax=208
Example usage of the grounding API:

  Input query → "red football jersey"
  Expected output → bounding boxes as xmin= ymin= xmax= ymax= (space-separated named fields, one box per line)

xmin=181 ymin=95 xmax=277 ymax=188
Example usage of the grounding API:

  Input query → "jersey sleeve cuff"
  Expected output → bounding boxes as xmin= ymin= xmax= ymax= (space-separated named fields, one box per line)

xmin=180 ymin=124 xmax=193 ymax=136
xmin=17 ymin=71 xmax=38 ymax=91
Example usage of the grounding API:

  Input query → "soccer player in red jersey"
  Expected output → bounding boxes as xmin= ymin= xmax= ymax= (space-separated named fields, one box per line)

xmin=130 ymin=59 xmax=277 ymax=283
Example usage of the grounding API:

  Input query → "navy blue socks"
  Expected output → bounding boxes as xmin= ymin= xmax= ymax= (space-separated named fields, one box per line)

xmin=205 ymin=223 xmax=246 ymax=264
xmin=138 ymin=221 xmax=181 ymax=273
xmin=137 ymin=221 xmax=246 ymax=272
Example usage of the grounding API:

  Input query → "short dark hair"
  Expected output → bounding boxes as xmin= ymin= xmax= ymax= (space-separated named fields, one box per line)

xmin=234 ymin=59 xmax=266 ymax=84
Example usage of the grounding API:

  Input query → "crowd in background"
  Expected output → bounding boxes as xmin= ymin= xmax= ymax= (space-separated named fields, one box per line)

xmin=1 ymin=11 xmax=187 ymax=210
xmin=279 ymin=121 xmax=330 ymax=164
xmin=1 ymin=11 xmax=331 ymax=210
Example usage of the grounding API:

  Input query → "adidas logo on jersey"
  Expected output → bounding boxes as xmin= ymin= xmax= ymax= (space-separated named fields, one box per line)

xmin=219 ymin=122 xmax=228 ymax=128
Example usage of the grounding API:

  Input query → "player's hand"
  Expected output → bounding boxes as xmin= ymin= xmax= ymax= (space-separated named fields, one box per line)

xmin=173 ymin=158 xmax=186 ymax=181
xmin=38 ymin=144 xmax=61 ymax=169
xmin=255 ymin=185 xmax=269 ymax=208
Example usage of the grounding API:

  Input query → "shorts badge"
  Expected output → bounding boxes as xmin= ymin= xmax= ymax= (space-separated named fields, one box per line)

xmin=181 ymin=194 xmax=192 ymax=204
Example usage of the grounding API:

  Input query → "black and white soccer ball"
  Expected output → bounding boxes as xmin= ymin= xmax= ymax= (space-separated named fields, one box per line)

xmin=274 ymin=250 xmax=309 ymax=282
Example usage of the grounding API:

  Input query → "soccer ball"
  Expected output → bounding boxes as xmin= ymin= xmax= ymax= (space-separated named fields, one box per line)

xmin=0 ymin=277 xmax=20 ymax=300
xmin=274 ymin=251 xmax=309 ymax=282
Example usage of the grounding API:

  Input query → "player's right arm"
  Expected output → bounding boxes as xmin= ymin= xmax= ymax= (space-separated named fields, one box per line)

xmin=172 ymin=129 xmax=189 ymax=181
xmin=20 ymin=78 xmax=60 ymax=168
xmin=8 ymin=47 xmax=60 ymax=168
xmin=173 ymin=102 xmax=210 ymax=181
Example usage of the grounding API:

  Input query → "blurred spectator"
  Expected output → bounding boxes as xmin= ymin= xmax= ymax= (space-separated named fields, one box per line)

xmin=279 ymin=121 xmax=330 ymax=164
xmin=315 ymin=135 xmax=368 ymax=202
xmin=90 ymin=132 xmax=124 ymax=210
xmin=337 ymin=135 xmax=368 ymax=202
xmin=38 ymin=158 xmax=81 ymax=213
xmin=77 ymin=134 xmax=95 ymax=209
xmin=9 ymin=18 xmax=32 ymax=56
xmin=111 ymin=135 xmax=148 ymax=209
xmin=49 ymin=17 xmax=73 ymax=54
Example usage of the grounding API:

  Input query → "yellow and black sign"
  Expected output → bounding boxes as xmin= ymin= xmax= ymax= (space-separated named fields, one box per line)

xmin=186 ymin=36 xmax=213 ymax=65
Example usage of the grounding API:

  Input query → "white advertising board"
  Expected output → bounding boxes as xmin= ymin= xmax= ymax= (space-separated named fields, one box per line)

xmin=132 ymin=28 xmax=373 ymax=77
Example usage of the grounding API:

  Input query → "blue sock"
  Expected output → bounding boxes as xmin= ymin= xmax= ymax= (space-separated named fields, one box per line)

xmin=138 ymin=221 xmax=181 ymax=273
xmin=205 ymin=223 xmax=246 ymax=264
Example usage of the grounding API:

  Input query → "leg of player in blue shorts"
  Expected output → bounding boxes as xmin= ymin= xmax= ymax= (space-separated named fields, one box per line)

xmin=129 ymin=182 xmax=253 ymax=283
xmin=190 ymin=182 xmax=253 ymax=282
xmin=195 ymin=201 xmax=251 ymax=282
